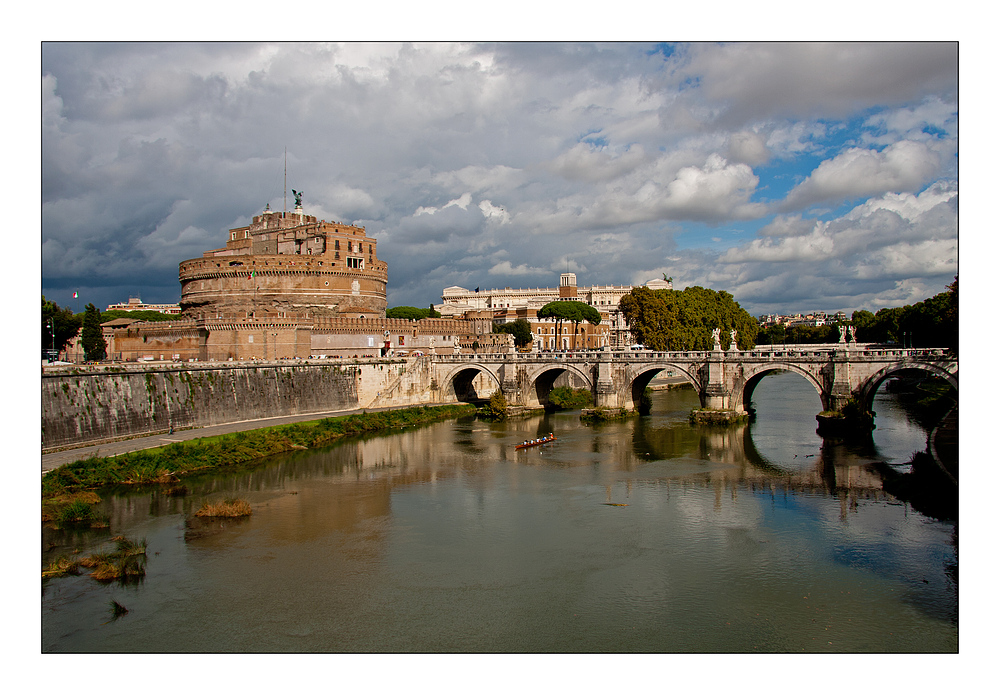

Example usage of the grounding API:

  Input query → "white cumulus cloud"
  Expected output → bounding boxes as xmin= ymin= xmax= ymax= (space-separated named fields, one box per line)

xmin=781 ymin=140 xmax=943 ymax=211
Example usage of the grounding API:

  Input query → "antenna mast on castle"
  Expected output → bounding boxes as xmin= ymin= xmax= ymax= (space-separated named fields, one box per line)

xmin=283 ymin=147 xmax=287 ymax=214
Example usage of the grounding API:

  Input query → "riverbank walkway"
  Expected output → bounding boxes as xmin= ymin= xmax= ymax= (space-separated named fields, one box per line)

xmin=41 ymin=405 xmax=403 ymax=474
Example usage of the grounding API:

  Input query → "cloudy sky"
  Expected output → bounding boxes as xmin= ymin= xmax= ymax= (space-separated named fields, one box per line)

xmin=41 ymin=41 xmax=958 ymax=316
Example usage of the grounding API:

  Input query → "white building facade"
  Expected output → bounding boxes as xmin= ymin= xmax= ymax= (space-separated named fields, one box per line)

xmin=438 ymin=274 xmax=672 ymax=349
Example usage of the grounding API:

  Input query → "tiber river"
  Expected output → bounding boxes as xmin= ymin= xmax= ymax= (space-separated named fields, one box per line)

xmin=42 ymin=372 xmax=957 ymax=653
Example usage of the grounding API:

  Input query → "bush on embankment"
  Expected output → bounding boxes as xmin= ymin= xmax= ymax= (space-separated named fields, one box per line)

xmin=547 ymin=386 xmax=593 ymax=410
xmin=42 ymin=405 xmax=476 ymax=501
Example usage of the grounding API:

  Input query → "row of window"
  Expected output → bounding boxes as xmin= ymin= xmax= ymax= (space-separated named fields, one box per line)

xmin=229 ymin=231 xmax=374 ymax=256
xmin=335 ymin=240 xmax=370 ymax=253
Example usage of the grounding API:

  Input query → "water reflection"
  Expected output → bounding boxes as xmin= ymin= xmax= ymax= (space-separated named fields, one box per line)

xmin=42 ymin=373 xmax=957 ymax=653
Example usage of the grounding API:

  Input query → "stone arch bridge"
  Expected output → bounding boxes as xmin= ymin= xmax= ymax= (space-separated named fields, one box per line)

xmin=426 ymin=344 xmax=956 ymax=418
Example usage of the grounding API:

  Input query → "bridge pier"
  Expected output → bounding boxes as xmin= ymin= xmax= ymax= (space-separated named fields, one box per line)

xmin=499 ymin=363 xmax=522 ymax=406
xmin=593 ymin=359 xmax=620 ymax=409
xmin=824 ymin=348 xmax=854 ymax=413
xmin=702 ymin=349 xmax=730 ymax=410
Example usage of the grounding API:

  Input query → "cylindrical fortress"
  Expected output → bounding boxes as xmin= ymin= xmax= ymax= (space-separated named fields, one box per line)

xmin=179 ymin=207 xmax=388 ymax=318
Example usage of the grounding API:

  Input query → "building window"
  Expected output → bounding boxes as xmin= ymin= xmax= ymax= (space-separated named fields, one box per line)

xmin=347 ymin=257 xmax=363 ymax=269
xmin=335 ymin=240 xmax=340 ymax=250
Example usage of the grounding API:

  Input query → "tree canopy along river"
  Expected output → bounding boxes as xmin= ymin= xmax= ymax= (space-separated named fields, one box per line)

xmin=42 ymin=372 xmax=956 ymax=653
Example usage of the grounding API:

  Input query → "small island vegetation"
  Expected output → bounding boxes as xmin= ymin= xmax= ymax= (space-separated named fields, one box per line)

xmin=195 ymin=498 xmax=253 ymax=518
xmin=44 ymin=535 xmax=148 ymax=584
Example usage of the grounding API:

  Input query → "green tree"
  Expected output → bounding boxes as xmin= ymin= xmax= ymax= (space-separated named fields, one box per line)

xmin=756 ymin=324 xmax=787 ymax=345
xmin=785 ymin=324 xmax=839 ymax=344
xmin=386 ymin=306 xmax=433 ymax=320
xmin=568 ymin=302 xmax=602 ymax=349
xmin=80 ymin=303 xmax=107 ymax=361
xmin=537 ymin=300 xmax=602 ymax=350
xmin=42 ymin=296 xmax=81 ymax=354
xmin=481 ymin=389 xmax=509 ymax=420
xmin=493 ymin=318 xmax=534 ymax=348
xmin=547 ymin=386 xmax=593 ymax=410
xmin=619 ymin=285 xmax=757 ymax=351
xmin=850 ymin=310 xmax=876 ymax=341
xmin=944 ymin=276 xmax=958 ymax=355
xmin=851 ymin=279 xmax=957 ymax=349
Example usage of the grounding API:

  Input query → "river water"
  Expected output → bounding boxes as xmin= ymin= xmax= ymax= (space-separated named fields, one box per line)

xmin=41 ymin=372 xmax=957 ymax=652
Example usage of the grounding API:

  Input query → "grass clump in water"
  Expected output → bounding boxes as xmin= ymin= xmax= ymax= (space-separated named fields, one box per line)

xmin=109 ymin=599 xmax=129 ymax=620
xmin=42 ymin=491 xmax=108 ymax=529
xmin=42 ymin=556 xmax=82 ymax=579
xmin=195 ymin=498 xmax=252 ymax=518
xmin=78 ymin=536 xmax=147 ymax=583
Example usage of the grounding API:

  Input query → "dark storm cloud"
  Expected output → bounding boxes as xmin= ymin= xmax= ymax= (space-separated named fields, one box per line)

xmin=41 ymin=42 xmax=957 ymax=314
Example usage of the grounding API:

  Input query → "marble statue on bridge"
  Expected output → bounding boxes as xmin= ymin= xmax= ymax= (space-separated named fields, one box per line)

xmin=712 ymin=328 xmax=722 ymax=351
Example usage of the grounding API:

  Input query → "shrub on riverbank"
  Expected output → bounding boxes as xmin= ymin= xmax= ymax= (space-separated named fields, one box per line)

xmin=42 ymin=404 xmax=476 ymax=501
xmin=479 ymin=391 xmax=509 ymax=420
xmin=547 ymin=386 xmax=592 ymax=410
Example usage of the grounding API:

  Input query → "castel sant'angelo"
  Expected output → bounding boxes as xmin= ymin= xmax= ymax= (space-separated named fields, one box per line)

xmin=179 ymin=200 xmax=388 ymax=319
xmin=112 ymin=196 xmax=492 ymax=361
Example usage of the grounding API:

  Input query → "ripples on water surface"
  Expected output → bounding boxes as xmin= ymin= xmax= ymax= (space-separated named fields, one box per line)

xmin=42 ymin=372 xmax=956 ymax=652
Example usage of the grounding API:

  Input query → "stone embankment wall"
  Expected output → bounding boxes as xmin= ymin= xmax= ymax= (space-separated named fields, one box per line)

xmin=42 ymin=360 xmax=451 ymax=450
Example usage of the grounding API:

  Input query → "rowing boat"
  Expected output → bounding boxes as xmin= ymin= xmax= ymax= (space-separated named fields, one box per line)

xmin=515 ymin=435 xmax=557 ymax=450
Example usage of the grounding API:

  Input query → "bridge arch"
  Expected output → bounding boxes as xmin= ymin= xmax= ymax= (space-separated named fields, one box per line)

xmin=736 ymin=364 xmax=826 ymax=414
xmin=439 ymin=363 xmax=502 ymax=403
xmin=855 ymin=360 xmax=958 ymax=414
xmin=521 ymin=363 xmax=594 ymax=408
xmin=622 ymin=362 xmax=702 ymax=410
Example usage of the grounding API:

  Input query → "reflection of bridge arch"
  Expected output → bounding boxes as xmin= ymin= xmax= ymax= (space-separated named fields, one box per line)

xmin=440 ymin=363 xmax=502 ymax=402
xmin=521 ymin=363 xmax=594 ymax=408
xmin=737 ymin=364 xmax=826 ymax=413
xmin=622 ymin=362 xmax=702 ymax=410
xmin=856 ymin=360 xmax=958 ymax=413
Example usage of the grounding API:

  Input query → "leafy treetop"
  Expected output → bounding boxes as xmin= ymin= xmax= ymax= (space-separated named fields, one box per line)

xmin=80 ymin=303 xmax=107 ymax=361
xmin=386 ymin=306 xmax=441 ymax=320
xmin=42 ymin=296 xmax=82 ymax=353
xmin=493 ymin=318 xmax=534 ymax=348
xmin=537 ymin=300 xmax=602 ymax=349
xmin=618 ymin=285 xmax=758 ymax=351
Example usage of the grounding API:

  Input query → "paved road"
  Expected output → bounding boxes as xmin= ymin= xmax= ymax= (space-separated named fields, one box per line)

xmin=41 ymin=405 xmax=399 ymax=474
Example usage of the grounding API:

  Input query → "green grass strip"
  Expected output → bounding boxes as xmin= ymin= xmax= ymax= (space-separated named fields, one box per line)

xmin=43 ymin=405 xmax=476 ymax=499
